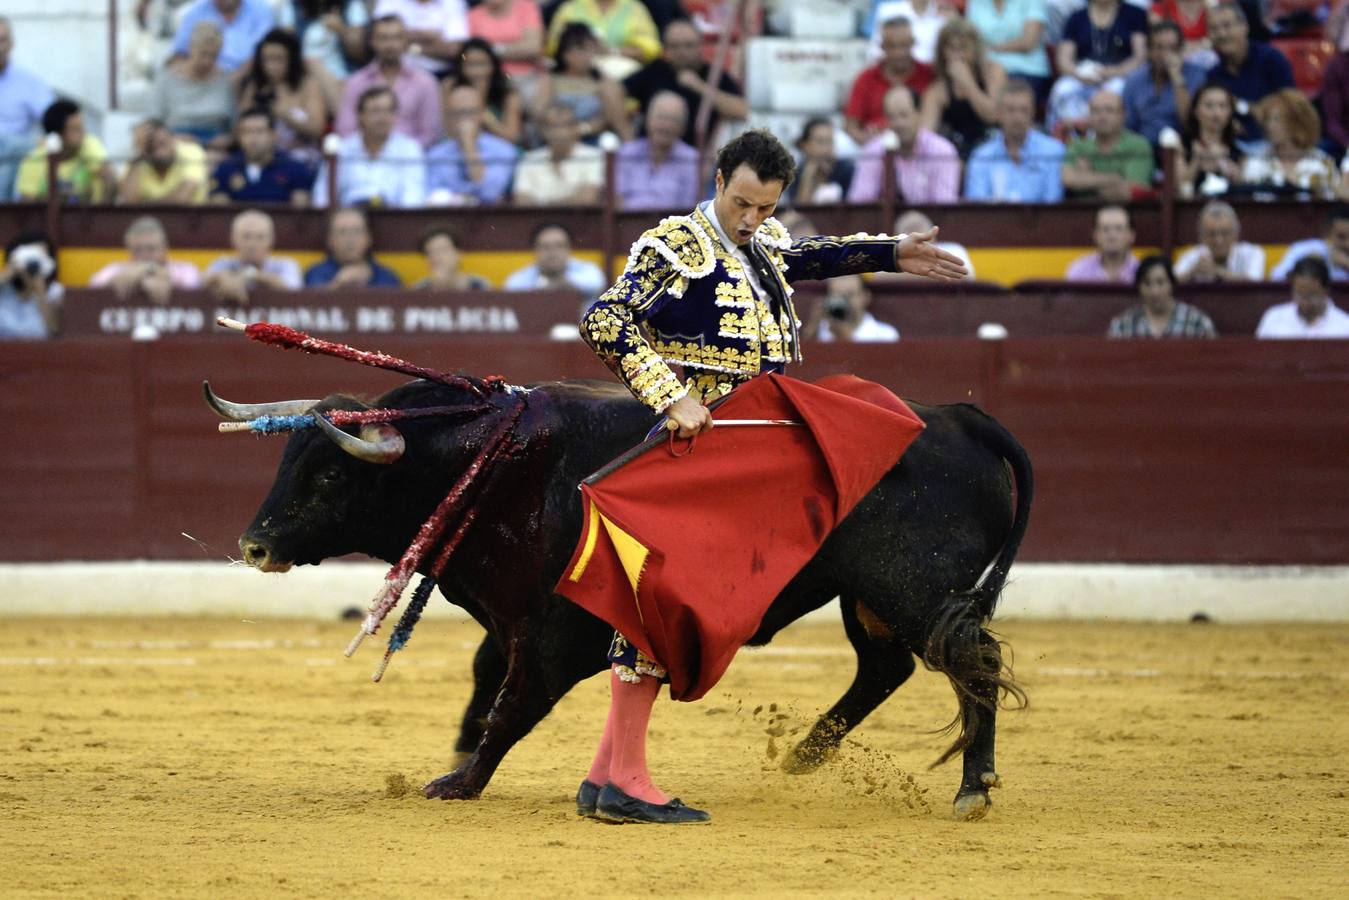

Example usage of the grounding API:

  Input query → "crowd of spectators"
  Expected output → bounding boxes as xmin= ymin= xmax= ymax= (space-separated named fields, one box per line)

xmin=2 ymin=1 xmax=1349 ymax=342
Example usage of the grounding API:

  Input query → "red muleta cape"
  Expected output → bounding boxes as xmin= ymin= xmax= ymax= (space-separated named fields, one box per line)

xmin=555 ymin=373 xmax=925 ymax=701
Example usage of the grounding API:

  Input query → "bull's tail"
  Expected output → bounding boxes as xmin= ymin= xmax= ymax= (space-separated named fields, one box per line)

xmin=922 ymin=405 xmax=1033 ymax=767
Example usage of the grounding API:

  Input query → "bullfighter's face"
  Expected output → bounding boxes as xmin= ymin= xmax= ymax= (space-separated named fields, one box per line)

xmin=713 ymin=164 xmax=784 ymax=247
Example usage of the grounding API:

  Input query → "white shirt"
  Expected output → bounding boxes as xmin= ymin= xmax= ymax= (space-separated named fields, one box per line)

xmin=816 ymin=311 xmax=900 ymax=342
xmin=867 ymin=0 xmax=948 ymax=64
xmin=698 ymin=200 xmax=773 ymax=308
xmin=514 ymin=144 xmax=603 ymax=205
xmin=504 ymin=259 xmax=607 ymax=301
xmin=314 ymin=131 xmax=426 ymax=208
xmin=1174 ymin=241 xmax=1266 ymax=282
xmin=373 ymin=0 xmax=470 ymax=71
xmin=1255 ymin=299 xmax=1349 ymax=339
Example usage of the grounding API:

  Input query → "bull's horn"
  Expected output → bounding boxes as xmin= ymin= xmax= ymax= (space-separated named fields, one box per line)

xmin=314 ymin=415 xmax=405 ymax=464
xmin=202 ymin=381 xmax=320 ymax=421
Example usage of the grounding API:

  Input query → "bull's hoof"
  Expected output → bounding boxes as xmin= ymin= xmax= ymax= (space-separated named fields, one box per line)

xmin=780 ymin=742 xmax=834 ymax=775
xmin=952 ymin=772 xmax=1001 ymax=821
xmin=952 ymin=791 xmax=990 ymax=821
xmin=423 ymin=771 xmax=483 ymax=801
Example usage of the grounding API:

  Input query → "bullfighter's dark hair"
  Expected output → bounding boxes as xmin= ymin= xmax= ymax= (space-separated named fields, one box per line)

xmin=1134 ymin=254 xmax=1176 ymax=292
xmin=1290 ymin=255 xmax=1330 ymax=287
xmin=531 ymin=221 xmax=573 ymax=245
xmin=715 ymin=129 xmax=796 ymax=190
xmin=42 ymin=99 xmax=80 ymax=137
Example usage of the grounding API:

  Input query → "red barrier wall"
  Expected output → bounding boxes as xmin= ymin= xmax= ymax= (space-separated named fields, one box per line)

xmin=2 ymin=338 xmax=1346 ymax=564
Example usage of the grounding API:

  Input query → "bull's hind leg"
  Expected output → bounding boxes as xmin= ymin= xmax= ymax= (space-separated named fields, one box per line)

xmin=949 ymin=627 xmax=1005 ymax=822
xmin=782 ymin=597 xmax=916 ymax=774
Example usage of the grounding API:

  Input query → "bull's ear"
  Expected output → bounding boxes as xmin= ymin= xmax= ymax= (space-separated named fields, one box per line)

xmin=203 ymin=381 xmax=320 ymax=421
xmin=314 ymin=415 xmax=405 ymax=464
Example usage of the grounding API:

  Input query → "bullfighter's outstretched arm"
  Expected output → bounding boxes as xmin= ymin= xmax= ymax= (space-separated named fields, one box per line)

xmin=779 ymin=227 xmax=969 ymax=284
xmin=580 ymin=246 xmax=689 ymax=414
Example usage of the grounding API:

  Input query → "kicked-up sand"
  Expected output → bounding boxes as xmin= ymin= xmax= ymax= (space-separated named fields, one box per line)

xmin=2 ymin=615 xmax=1346 ymax=898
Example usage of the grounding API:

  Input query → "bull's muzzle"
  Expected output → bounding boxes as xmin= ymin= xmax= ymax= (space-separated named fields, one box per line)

xmin=239 ymin=535 xmax=293 ymax=573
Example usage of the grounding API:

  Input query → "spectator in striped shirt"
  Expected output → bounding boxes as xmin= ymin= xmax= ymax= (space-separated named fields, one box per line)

xmin=1108 ymin=254 xmax=1216 ymax=338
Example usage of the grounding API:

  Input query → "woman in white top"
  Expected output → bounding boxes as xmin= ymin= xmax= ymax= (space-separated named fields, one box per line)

xmin=1239 ymin=89 xmax=1340 ymax=200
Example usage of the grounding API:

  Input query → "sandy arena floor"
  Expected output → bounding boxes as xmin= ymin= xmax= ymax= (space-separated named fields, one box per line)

xmin=2 ymin=615 xmax=1346 ymax=898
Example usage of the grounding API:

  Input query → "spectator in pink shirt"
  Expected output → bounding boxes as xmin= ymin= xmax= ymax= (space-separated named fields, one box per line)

xmin=89 ymin=217 xmax=200 ymax=303
xmin=336 ymin=15 xmax=444 ymax=148
xmin=1065 ymin=204 xmax=1140 ymax=282
xmin=847 ymin=85 xmax=962 ymax=204
xmin=468 ymin=0 xmax=544 ymax=80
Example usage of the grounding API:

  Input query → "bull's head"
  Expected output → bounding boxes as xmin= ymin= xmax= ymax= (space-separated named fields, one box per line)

xmin=204 ymin=382 xmax=412 ymax=572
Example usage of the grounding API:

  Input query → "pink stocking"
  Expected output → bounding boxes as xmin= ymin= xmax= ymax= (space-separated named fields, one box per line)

xmin=602 ymin=668 xmax=669 ymax=805
xmin=585 ymin=691 xmax=617 ymax=785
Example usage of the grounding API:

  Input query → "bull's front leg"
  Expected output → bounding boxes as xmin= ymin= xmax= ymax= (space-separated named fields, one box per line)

xmin=448 ymin=635 xmax=509 ymax=768
xmin=424 ymin=634 xmax=556 ymax=800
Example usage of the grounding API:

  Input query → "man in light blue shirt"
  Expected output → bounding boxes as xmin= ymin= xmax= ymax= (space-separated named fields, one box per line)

xmin=1123 ymin=20 xmax=1207 ymax=147
xmin=0 ymin=17 xmax=54 ymax=200
xmin=964 ymin=78 xmax=1066 ymax=203
xmin=504 ymin=223 xmax=606 ymax=305
xmin=172 ymin=0 xmax=276 ymax=72
xmin=426 ymin=84 xmax=516 ymax=205
xmin=1269 ymin=206 xmax=1349 ymax=282
xmin=314 ymin=86 xmax=426 ymax=208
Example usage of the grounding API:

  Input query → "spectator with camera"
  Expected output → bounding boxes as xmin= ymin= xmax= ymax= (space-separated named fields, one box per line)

xmin=14 ymin=99 xmax=116 ymax=204
xmin=89 ymin=217 xmax=202 ymax=303
xmin=209 ymin=107 xmax=314 ymax=205
xmin=0 ymin=232 xmax=62 ymax=339
xmin=203 ymin=208 xmax=301 ymax=304
xmin=810 ymin=275 xmax=900 ymax=343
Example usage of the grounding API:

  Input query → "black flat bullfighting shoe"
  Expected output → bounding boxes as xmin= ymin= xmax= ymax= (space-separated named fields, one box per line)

xmin=576 ymin=779 xmax=602 ymax=817
xmin=594 ymin=783 xmax=711 ymax=825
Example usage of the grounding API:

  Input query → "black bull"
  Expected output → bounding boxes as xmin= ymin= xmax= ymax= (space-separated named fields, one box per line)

xmin=229 ymin=377 xmax=1032 ymax=821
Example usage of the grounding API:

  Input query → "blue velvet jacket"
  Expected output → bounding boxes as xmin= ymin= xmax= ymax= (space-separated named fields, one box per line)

xmin=581 ymin=206 xmax=901 ymax=412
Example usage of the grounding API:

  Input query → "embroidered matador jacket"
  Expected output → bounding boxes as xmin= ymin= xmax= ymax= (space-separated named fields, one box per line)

xmin=581 ymin=205 xmax=903 ymax=412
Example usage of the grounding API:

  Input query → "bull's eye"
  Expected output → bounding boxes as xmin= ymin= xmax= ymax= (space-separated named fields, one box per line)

xmin=318 ymin=467 xmax=344 ymax=486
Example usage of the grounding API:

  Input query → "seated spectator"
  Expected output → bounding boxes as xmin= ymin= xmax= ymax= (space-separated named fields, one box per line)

xmin=303 ymin=208 xmax=403 ymax=288
xmin=613 ymin=90 xmax=700 ymax=210
xmin=622 ymin=19 xmax=748 ymax=149
xmin=1061 ymin=89 xmax=1155 ymax=201
xmin=533 ymin=23 xmax=626 ymax=141
xmin=316 ymin=86 xmax=427 ymax=208
xmin=336 ymin=16 xmax=444 ymax=150
xmin=237 ymin=29 xmax=329 ymax=160
xmin=1322 ymin=11 xmax=1348 ymax=159
xmin=278 ymin=0 xmax=371 ymax=84
xmin=0 ymin=16 xmax=55 ymax=200
xmin=920 ymin=18 xmax=1006 ymax=160
xmin=844 ymin=17 xmax=936 ymax=146
xmin=965 ymin=0 xmax=1051 ymax=100
xmin=426 ymin=83 xmax=517 ymax=205
xmin=14 ymin=99 xmax=116 ymax=203
xmin=1174 ymin=200 xmax=1265 ymax=283
xmin=1270 ymin=205 xmax=1349 ymax=282
xmin=1204 ymin=1 xmax=1293 ymax=142
xmin=786 ymin=118 xmax=853 ymax=206
xmin=467 ymin=0 xmax=544 ymax=82
xmin=453 ymin=39 xmax=525 ymax=146
xmin=415 ymin=227 xmax=491 ymax=290
xmin=204 ymin=208 xmax=302 ymax=304
xmin=1066 ymin=204 xmax=1139 ymax=282
xmin=0 ymin=231 xmax=61 ymax=339
xmin=210 ymin=108 xmax=314 ymax=205
xmin=117 ymin=120 xmax=210 ymax=205
xmin=848 ymin=85 xmax=961 ymax=204
xmin=886 ymin=208 xmax=975 ymax=279
xmin=865 ymin=0 xmax=954 ymax=65
xmin=504 ymin=222 xmax=606 ymax=303
xmin=1174 ymin=82 xmax=1243 ymax=201
xmin=373 ymin=0 xmax=470 ymax=76
xmin=1048 ymin=0 xmax=1148 ymax=126
xmin=149 ymin=21 xmax=234 ymax=148
xmin=1238 ymin=90 xmax=1340 ymax=200
xmin=811 ymin=275 xmax=901 ymax=342
xmin=545 ymin=0 xmax=661 ymax=72
xmin=964 ymin=79 xmax=1066 ymax=203
xmin=89 ymin=217 xmax=202 ymax=302
xmin=1108 ymin=254 xmax=1217 ymax=338
xmin=171 ymin=0 xmax=276 ymax=72
xmin=513 ymin=101 xmax=603 ymax=205
xmin=1256 ymin=256 xmax=1349 ymax=338
xmin=1122 ymin=20 xmax=1207 ymax=148
xmin=1150 ymin=0 xmax=1210 ymax=61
